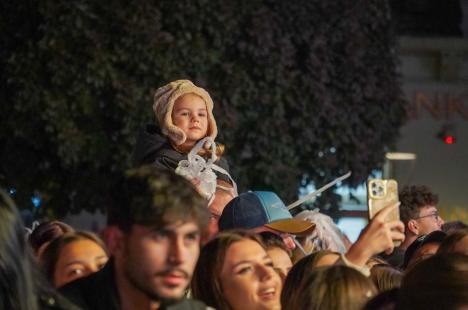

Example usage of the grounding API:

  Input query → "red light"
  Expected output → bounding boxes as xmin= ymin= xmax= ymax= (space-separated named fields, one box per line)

xmin=444 ymin=136 xmax=455 ymax=144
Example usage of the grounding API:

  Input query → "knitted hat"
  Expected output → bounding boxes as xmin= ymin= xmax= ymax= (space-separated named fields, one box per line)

xmin=153 ymin=80 xmax=218 ymax=146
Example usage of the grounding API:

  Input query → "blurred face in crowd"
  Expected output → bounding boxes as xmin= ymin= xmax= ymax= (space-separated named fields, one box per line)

xmin=414 ymin=206 xmax=444 ymax=235
xmin=53 ymin=239 xmax=108 ymax=288
xmin=255 ymin=226 xmax=296 ymax=250
xmin=205 ymin=187 xmax=235 ymax=243
xmin=172 ymin=94 xmax=208 ymax=147
xmin=266 ymin=247 xmax=292 ymax=283
xmin=220 ymin=239 xmax=282 ymax=310
xmin=117 ymin=221 xmax=200 ymax=302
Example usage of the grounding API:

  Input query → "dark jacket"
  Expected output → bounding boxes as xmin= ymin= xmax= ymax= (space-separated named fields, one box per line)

xmin=59 ymin=260 xmax=207 ymax=310
xmin=379 ymin=247 xmax=405 ymax=269
xmin=39 ymin=288 xmax=81 ymax=310
xmin=132 ymin=124 xmax=231 ymax=183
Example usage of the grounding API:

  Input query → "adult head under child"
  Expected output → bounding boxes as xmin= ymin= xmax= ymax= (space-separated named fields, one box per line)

xmin=218 ymin=191 xmax=316 ymax=250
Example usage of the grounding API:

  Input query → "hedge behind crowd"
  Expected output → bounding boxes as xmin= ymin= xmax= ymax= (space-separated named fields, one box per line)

xmin=1 ymin=0 xmax=406 ymax=218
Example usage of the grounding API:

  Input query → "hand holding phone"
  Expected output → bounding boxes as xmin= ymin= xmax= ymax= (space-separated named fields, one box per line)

xmin=367 ymin=179 xmax=401 ymax=247
xmin=345 ymin=203 xmax=405 ymax=266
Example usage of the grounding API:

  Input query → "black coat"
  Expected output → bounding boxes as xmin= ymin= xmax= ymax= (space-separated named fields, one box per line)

xmin=132 ymin=124 xmax=231 ymax=183
xmin=59 ymin=260 xmax=207 ymax=310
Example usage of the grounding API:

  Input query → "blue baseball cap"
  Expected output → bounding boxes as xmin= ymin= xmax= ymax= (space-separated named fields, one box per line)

xmin=218 ymin=191 xmax=315 ymax=235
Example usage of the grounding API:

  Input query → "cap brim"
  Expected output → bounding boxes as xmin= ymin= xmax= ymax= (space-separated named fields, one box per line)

xmin=265 ymin=219 xmax=315 ymax=236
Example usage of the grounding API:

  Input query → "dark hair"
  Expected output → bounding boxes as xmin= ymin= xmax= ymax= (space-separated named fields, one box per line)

xmin=397 ymin=253 xmax=468 ymax=310
xmin=28 ymin=221 xmax=74 ymax=254
xmin=437 ymin=229 xmax=468 ymax=254
xmin=282 ymin=265 xmax=377 ymax=310
xmin=191 ymin=230 xmax=266 ymax=309
xmin=442 ymin=220 xmax=468 ymax=234
xmin=107 ymin=166 xmax=209 ymax=232
xmin=259 ymin=231 xmax=291 ymax=255
xmin=0 ymin=189 xmax=39 ymax=310
xmin=41 ymin=231 xmax=108 ymax=286
xmin=399 ymin=185 xmax=438 ymax=225
xmin=370 ymin=265 xmax=403 ymax=292
xmin=402 ymin=231 xmax=446 ymax=270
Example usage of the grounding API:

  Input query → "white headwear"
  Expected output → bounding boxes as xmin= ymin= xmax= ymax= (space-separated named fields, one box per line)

xmin=175 ymin=137 xmax=237 ymax=203
xmin=294 ymin=209 xmax=347 ymax=253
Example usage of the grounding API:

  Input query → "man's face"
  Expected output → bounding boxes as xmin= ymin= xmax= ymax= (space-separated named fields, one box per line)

xmin=254 ymin=226 xmax=296 ymax=250
xmin=119 ymin=222 xmax=200 ymax=302
xmin=204 ymin=189 xmax=235 ymax=243
xmin=414 ymin=206 xmax=444 ymax=235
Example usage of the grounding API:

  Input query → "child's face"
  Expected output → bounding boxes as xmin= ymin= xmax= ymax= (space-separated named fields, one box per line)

xmin=172 ymin=94 xmax=209 ymax=146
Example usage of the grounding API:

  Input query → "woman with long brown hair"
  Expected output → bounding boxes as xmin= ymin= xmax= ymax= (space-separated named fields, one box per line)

xmin=192 ymin=230 xmax=282 ymax=310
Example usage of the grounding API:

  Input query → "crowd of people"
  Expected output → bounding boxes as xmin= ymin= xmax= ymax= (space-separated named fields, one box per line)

xmin=1 ymin=80 xmax=467 ymax=309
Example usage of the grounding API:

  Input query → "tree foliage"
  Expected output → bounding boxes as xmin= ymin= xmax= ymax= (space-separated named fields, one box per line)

xmin=1 ymin=0 xmax=406 ymax=217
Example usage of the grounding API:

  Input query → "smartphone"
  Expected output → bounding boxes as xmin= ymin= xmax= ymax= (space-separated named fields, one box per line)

xmin=367 ymin=179 xmax=401 ymax=246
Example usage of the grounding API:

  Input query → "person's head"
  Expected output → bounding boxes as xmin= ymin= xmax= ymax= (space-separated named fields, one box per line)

xmin=28 ymin=220 xmax=75 ymax=259
xmin=442 ymin=220 xmax=468 ymax=234
xmin=204 ymin=180 xmax=236 ymax=242
xmin=293 ymin=249 xmax=341 ymax=270
xmin=399 ymin=185 xmax=443 ymax=237
xmin=397 ymin=253 xmax=468 ymax=310
xmin=0 ymin=189 xmax=39 ymax=310
xmin=437 ymin=229 xmax=468 ymax=255
xmin=369 ymin=265 xmax=403 ymax=292
xmin=153 ymin=80 xmax=217 ymax=149
xmin=192 ymin=230 xmax=282 ymax=310
xmin=307 ymin=250 xmax=341 ymax=267
xmin=280 ymin=250 xmax=341 ymax=303
xmin=402 ymin=230 xmax=447 ymax=270
xmin=281 ymin=265 xmax=377 ymax=310
xmin=107 ymin=166 xmax=209 ymax=305
xmin=218 ymin=191 xmax=315 ymax=250
xmin=41 ymin=231 xmax=109 ymax=288
xmin=259 ymin=231 xmax=293 ymax=283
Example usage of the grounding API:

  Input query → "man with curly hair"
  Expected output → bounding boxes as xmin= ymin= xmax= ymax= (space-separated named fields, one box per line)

xmin=382 ymin=185 xmax=444 ymax=267
xmin=399 ymin=185 xmax=444 ymax=250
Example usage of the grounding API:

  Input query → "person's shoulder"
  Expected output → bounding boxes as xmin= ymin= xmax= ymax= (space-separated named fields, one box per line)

xmin=38 ymin=289 xmax=82 ymax=310
xmin=58 ymin=272 xmax=99 ymax=309
xmin=59 ymin=262 xmax=118 ymax=310
xmin=133 ymin=123 xmax=176 ymax=166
